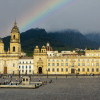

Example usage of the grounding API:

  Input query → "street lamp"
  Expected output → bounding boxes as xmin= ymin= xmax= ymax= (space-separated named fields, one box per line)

xmin=18 ymin=69 xmax=21 ymax=78
xmin=46 ymin=69 xmax=48 ymax=78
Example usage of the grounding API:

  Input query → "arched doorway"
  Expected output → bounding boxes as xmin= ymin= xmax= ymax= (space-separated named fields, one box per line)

xmin=71 ymin=69 xmax=75 ymax=74
xmin=38 ymin=67 xmax=42 ymax=74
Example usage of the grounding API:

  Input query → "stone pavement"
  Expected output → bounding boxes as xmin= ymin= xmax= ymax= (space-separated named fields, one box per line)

xmin=0 ymin=77 xmax=100 ymax=100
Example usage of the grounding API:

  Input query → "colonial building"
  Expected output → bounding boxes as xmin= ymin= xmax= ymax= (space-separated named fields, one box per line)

xmin=0 ymin=21 xmax=100 ymax=75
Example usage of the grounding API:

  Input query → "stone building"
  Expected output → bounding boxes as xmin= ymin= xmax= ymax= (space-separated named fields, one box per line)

xmin=0 ymin=21 xmax=100 ymax=75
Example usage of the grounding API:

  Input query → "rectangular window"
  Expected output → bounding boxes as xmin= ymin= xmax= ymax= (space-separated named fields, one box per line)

xmin=48 ymin=63 xmax=50 ymax=66
xmin=87 ymin=63 xmax=89 ymax=66
xmin=22 ymin=70 xmax=24 ymax=72
xmin=92 ymin=63 xmax=94 ymax=66
xmin=26 ymin=66 xmax=27 ymax=69
xmin=19 ymin=62 xmax=21 ymax=64
xmin=96 ymin=63 xmax=99 ymax=66
xmin=83 ymin=63 xmax=85 ymax=66
xmin=66 ymin=68 xmax=68 ymax=72
xmin=57 ymin=63 xmax=59 ymax=66
xmin=13 ymin=63 xmax=15 ymax=67
xmin=52 ymin=68 xmax=54 ymax=72
xmin=87 ymin=68 xmax=89 ymax=72
xmin=92 ymin=68 xmax=94 ymax=72
xmin=61 ymin=63 xmax=63 ymax=66
xmin=83 ymin=68 xmax=85 ymax=72
xmin=61 ymin=68 xmax=63 ymax=72
xmin=48 ymin=68 xmax=50 ymax=71
xmin=29 ymin=70 xmax=31 ymax=72
xmin=52 ymin=63 xmax=55 ymax=66
xmin=78 ymin=63 xmax=80 ymax=66
xmin=19 ymin=66 xmax=20 ymax=69
xmin=96 ymin=68 xmax=99 ymax=72
xmin=57 ymin=68 xmax=59 ymax=72
xmin=26 ymin=61 xmax=28 ymax=64
xmin=78 ymin=68 xmax=80 ymax=72
xmin=66 ymin=63 xmax=68 ymax=66
xmin=29 ymin=66 xmax=31 ymax=69
xmin=30 ymin=61 xmax=31 ymax=63
xmin=22 ymin=66 xmax=24 ymax=69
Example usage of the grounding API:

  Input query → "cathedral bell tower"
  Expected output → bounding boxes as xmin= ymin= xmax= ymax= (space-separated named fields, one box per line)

xmin=10 ymin=20 xmax=21 ymax=54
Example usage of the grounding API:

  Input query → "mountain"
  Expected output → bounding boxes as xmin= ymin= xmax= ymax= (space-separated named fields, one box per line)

xmin=48 ymin=29 xmax=99 ymax=49
xmin=2 ymin=28 xmax=100 ymax=56
xmin=84 ymin=33 xmax=100 ymax=44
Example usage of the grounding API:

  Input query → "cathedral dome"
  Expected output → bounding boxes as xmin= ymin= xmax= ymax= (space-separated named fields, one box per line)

xmin=11 ymin=20 xmax=20 ymax=33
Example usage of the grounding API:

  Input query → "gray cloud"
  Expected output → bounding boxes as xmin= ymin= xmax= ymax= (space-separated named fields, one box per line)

xmin=0 ymin=0 xmax=100 ymax=37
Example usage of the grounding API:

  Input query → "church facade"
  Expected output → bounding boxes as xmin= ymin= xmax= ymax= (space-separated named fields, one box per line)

xmin=0 ymin=21 xmax=100 ymax=75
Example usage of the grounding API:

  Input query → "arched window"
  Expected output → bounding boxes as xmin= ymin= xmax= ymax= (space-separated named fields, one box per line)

xmin=13 ymin=35 xmax=15 ymax=39
xmin=13 ymin=46 xmax=15 ymax=52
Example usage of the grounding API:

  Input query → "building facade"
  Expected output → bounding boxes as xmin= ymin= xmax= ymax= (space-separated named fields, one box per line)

xmin=0 ymin=21 xmax=100 ymax=75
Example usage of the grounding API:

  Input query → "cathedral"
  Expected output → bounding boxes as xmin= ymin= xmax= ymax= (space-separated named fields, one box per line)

xmin=0 ymin=21 xmax=100 ymax=75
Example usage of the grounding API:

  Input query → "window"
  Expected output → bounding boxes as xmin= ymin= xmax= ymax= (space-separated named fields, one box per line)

xmin=61 ymin=63 xmax=63 ymax=66
xmin=66 ymin=68 xmax=68 ymax=72
xmin=57 ymin=68 xmax=59 ymax=72
xmin=66 ymin=63 xmax=68 ymax=66
xmin=61 ymin=68 xmax=63 ymax=72
xmin=26 ymin=79 xmax=28 ymax=81
xmin=57 ymin=63 xmax=59 ymax=66
xmin=19 ymin=66 xmax=20 ymax=69
xmin=23 ymin=61 xmax=24 ymax=64
xmin=13 ymin=63 xmax=15 ymax=67
xmin=29 ymin=66 xmax=31 ymax=69
xmin=26 ymin=66 xmax=27 ymax=69
xmin=96 ymin=63 xmax=99 ymax=66
xmin=92 ymin=68 xmax=94 ymax=72
xmin=30 ymin=61 xmax=31 ymax=63
xmin=87 ymin=54 xmax=89 ymax=56
xmin=61 ymin=60 xmax=63 ymax=61
xmin=78 ymin=59 xmax=80 ymax=61
xmin=78 ymin=63 xmax=80 ymax=66
xmin=22 ymin=70 xmax=24 ymax=72
xmin=50 ymin=54 xmax=51 ymax=56
xmin=83 ymin=68 xmax=85 ymax=72
xmin=48 ymin=63 xmax=50 ymax=66
xmin=96 ymin=54 xmax=98 ymax=56
xmin=13 ymin=46 xmax=15 ymax=52
xmin=87 ymin=63 xmax=89 ymax=66
xmin=52 ymin=63 xmax=55 ymax=66
xmin=19 ymin=62 xmax=21 ymax=64
xmin=48 ymin=68 xmax=50 ymax=71
xmin=72 ymin=63 xmax=74 ymax=67
xmin=96 ymin=68 xmax=99 ymax=72
xmin=83 ymin=63 xmax=85 ymax=66
xmin=29 ymin=70 xmax=31 ymax=72
xmin=26 ymin=61 xmax=28 ymax=64
xmin=87 ymin=68 xmax=89 ymax=72
xmin=66 ymin=59 xmax=68 ymax=61
xmin=52 ymin=68 xmax=54 ymax=72
xmin=22 ymin=66 xmax=24 ymax=69
xmin=92 ymin=63 xmax=94 ymax=66
xmin=78 ymin=68 xmax=80 ymax=72
xmin=13 ymin=35 xmax=15 ymax=39
xmin=23 ymin=78 xmax=25 ymax=81
xmin=92 ymin=54 xmax=94 ymax=56
xmin=52 ymin=59 xmax=54 ymax=61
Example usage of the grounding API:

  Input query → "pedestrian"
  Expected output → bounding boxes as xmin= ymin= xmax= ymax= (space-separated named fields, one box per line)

xmin=3 ymin=76 xmax=4 ymax=79
xmin=39 ymin=78 xmax=40 ymax=82
xmin=37 ymin=72 xmax=38 ymax=76
xmin=30 ymin=76 xmax=31 ymax=81
xmin=56 ymin=77 xmax=57 ymax=80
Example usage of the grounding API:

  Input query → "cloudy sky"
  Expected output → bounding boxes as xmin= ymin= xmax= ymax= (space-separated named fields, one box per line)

xmin=0 ymin=0 xmax=100 ymax=37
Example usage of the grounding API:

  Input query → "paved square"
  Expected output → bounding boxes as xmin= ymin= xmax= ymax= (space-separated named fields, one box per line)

xmin=0 ymin=76 xmax=100 ymax=100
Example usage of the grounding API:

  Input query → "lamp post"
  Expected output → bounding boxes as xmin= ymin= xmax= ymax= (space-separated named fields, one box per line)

xmin=18 ymin=69 xmax=21 ymax=78
xmin=46 ymin=69 xmax=48 ymax=78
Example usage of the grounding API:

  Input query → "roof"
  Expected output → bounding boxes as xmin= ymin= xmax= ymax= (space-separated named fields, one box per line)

xmin=62 ymin=53 xmax=85 ymax=56
xmin=19 ymin=56 xmax=33 ymax=59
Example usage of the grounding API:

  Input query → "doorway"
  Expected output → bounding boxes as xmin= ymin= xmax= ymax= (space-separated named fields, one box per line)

xmin=71 ymin=69 xmax=75 ymax=74
xmin=4 ymin=67 xmax=7 ymax=74
xmin=38 ymin=67 xmax=42 ymax=74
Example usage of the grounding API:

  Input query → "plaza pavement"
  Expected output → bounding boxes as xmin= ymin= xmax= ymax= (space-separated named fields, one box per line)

xmin=0 ymin=76 xmax=100 ymax=100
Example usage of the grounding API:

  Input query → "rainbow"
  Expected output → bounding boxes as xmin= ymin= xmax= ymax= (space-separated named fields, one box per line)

xmin=19 ymin=0 xmax=78 ymax=32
